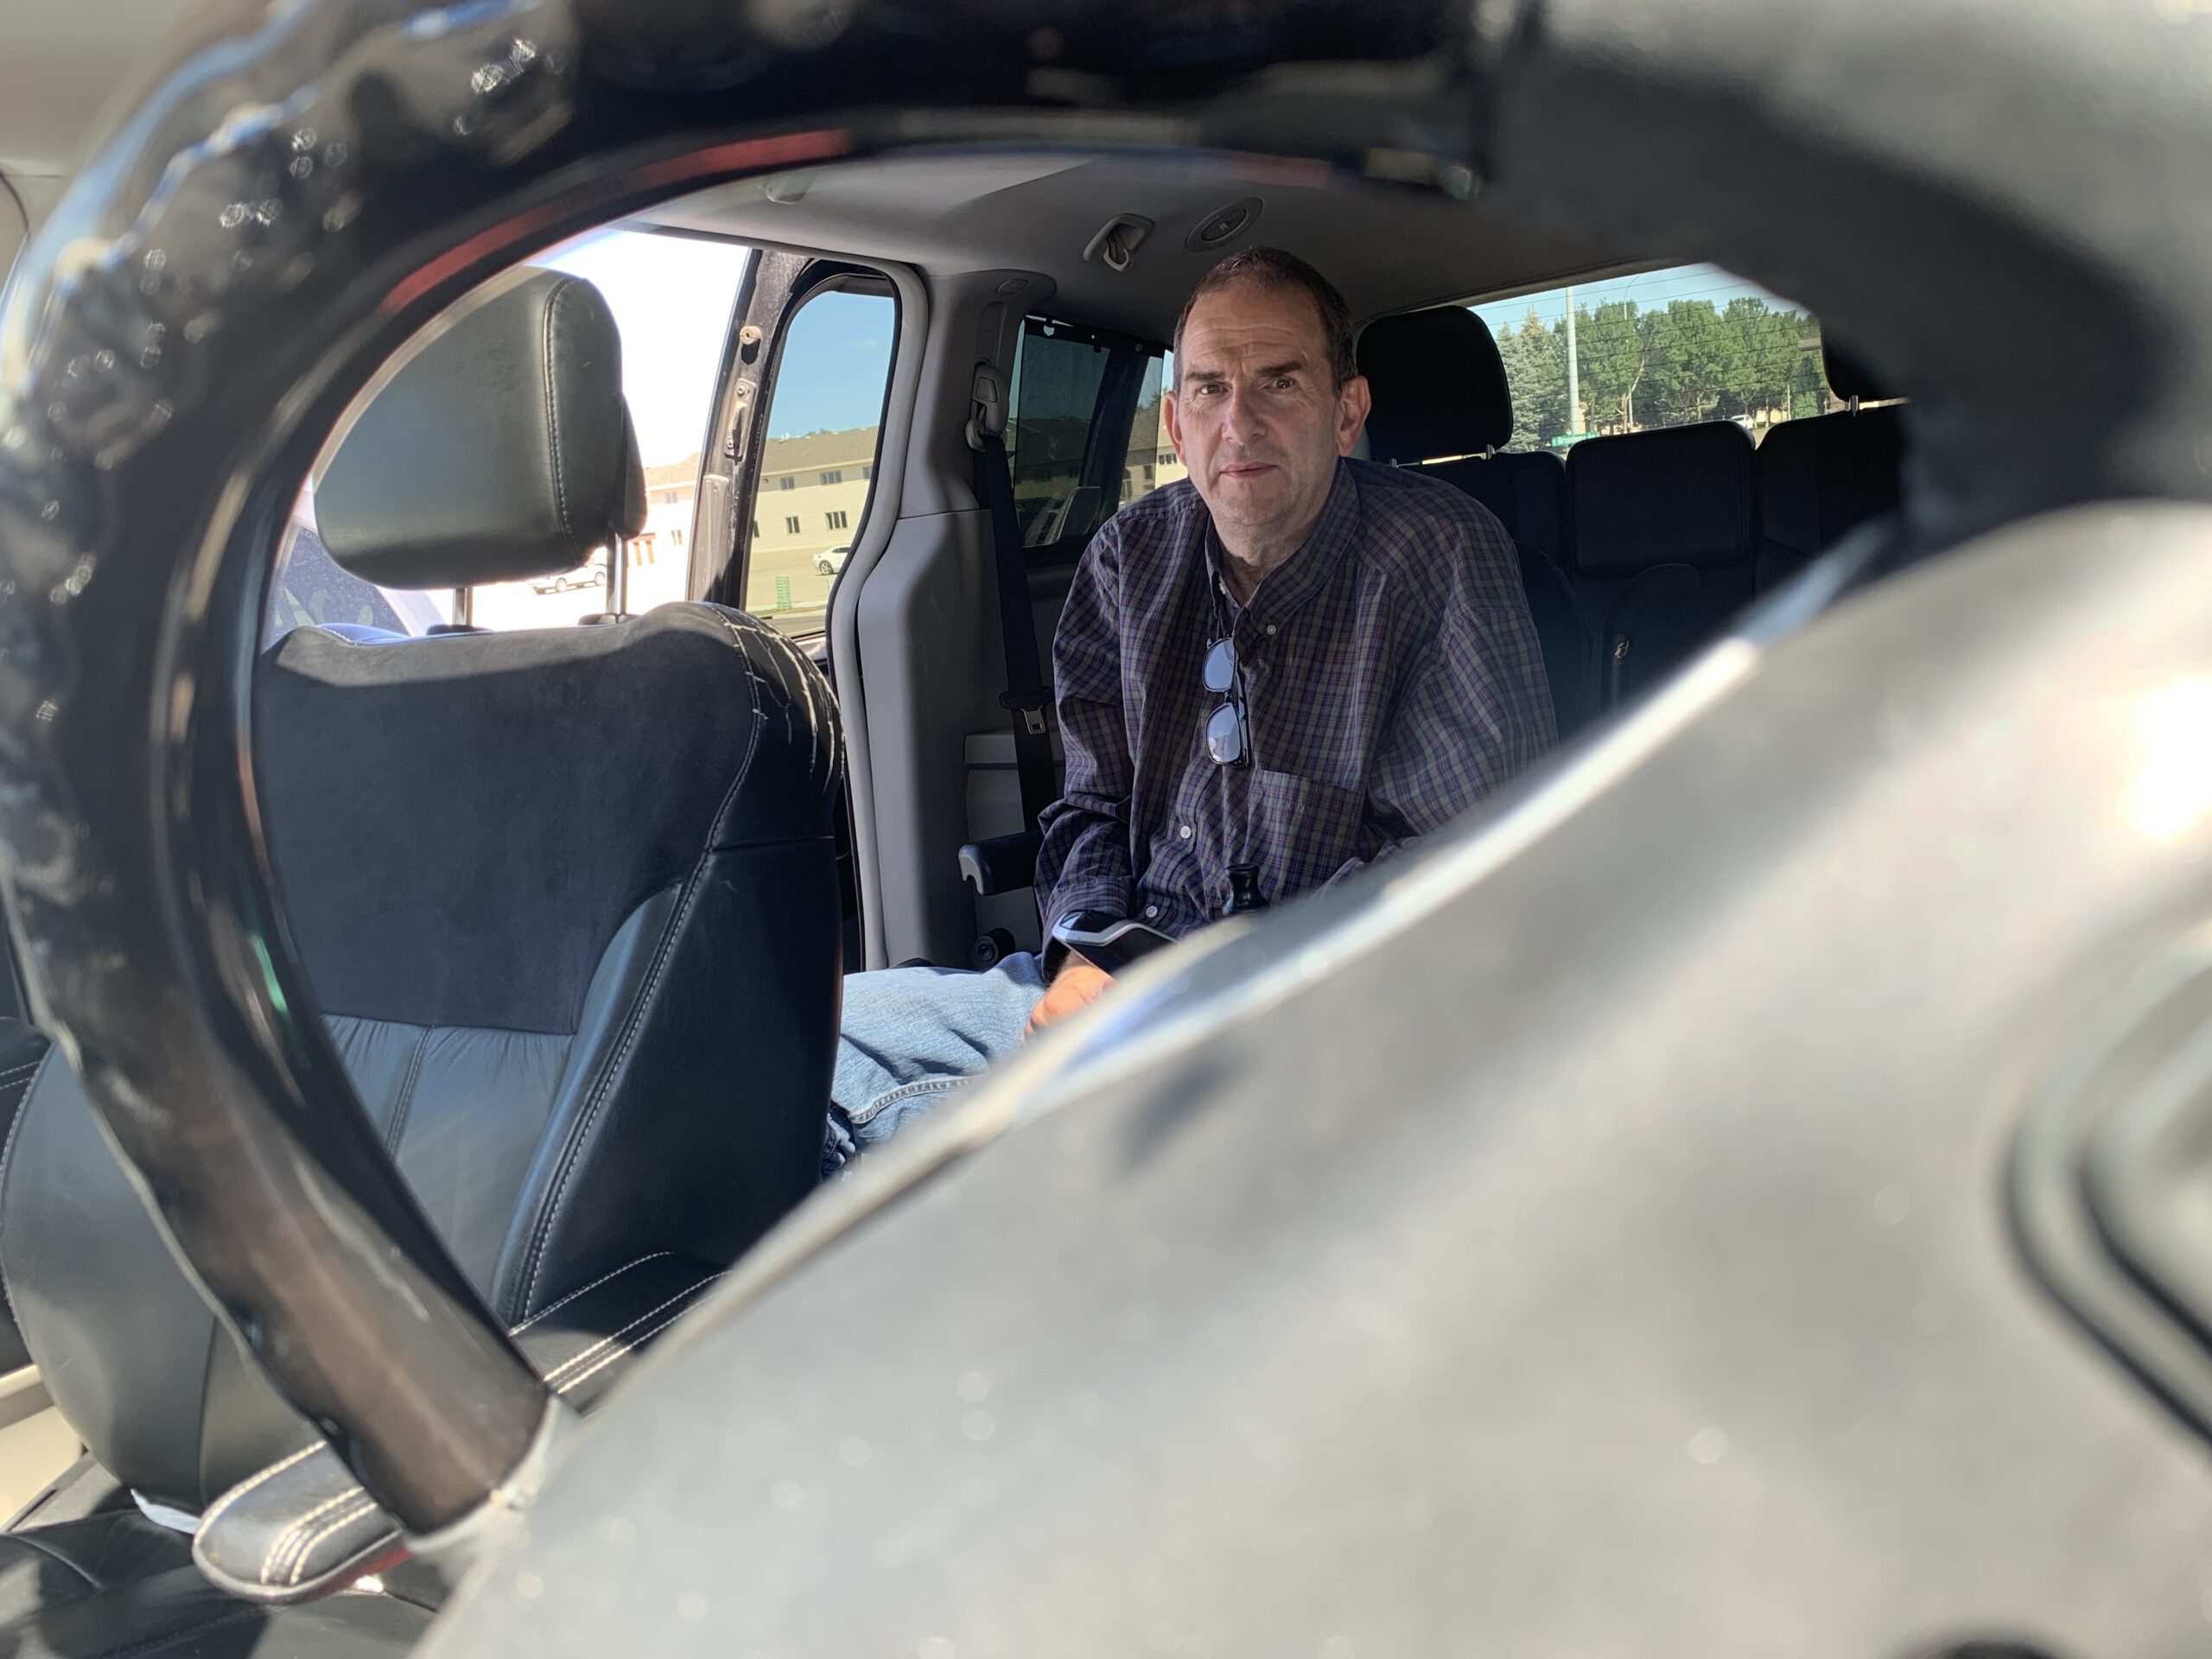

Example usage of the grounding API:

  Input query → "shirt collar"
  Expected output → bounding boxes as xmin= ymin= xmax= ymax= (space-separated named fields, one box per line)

xmin=1202 ymin=459 xmax=1361 ymax=629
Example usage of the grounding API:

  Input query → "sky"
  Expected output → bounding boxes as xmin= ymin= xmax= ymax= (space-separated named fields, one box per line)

xmin=536 ymin=228 xmax=893 ymax=467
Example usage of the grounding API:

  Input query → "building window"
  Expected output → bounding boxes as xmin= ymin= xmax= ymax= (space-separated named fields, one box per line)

xmin=752 ymin=521 xmax=760 ymax=539
xmin=861 ymin=464 xmax=872 ymax=480
xmin=785 ymin=515 xmax=801 ymax=535
xmin=819 ymin=469 xmax=842 ymax=486
xmin=779 ymin=475 xmax=796 ymax=491
xmin=825 ymin=510 xmax=849 ymax=531
xmin=671 ymin=528 xmax=685 ymax=548
xmin=1158 ymin=450 xmax=1173 ymax=466
xmin=659 ymin=488 xmax=682 ymax=505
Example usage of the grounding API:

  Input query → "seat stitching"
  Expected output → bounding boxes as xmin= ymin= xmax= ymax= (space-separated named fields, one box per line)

xmin=517 ymin=652 xmax=768 ymax=1313
xmin=540 ymin=1272 xmax=721 ymax=1387
xmin=381 ymin=1026 xmax=433 ymax=1157
xmin=543 ymin=282 xmax=575 ymax=549
xmin=285 ymin=1491 xmax=384 ymax=1588
xmin=0 ymin=1047 xmax=60 ymax=1325
xmin=199 ymin=1441 xmax=322 ymax=1534
xmin=0 ymin=1061 xmax=48 ymax=1084
xmin=555 ymin=1300 xmax=704 ymax=1394
xmin=263 ymin=1477 xmax=373 ymax=1585
xmin=510 ymin=1250 xmax=669 ymax=1334
xmin=220 ymin=1272 xmax=723 ymax=1587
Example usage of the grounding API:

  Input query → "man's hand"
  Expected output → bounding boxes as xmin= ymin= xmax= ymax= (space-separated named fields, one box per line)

xmin=1026 ymin=960 xmax=1114 ymax=1039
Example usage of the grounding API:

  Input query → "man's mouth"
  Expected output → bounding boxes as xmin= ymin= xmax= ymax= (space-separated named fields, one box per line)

xmin=1217 ymin=461 xmax=1277 ymax=479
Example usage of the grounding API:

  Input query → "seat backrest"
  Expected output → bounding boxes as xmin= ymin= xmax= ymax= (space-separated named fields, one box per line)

xmin=0 ymin=271 xmax=845 ymax=1511
xmin=1567 ymin=419 xmax=1757 ymax=707
xmin=1357 ymin=306 xmax=1591 ymax=733
xmin=1755 ymin=340 xmax=1907 ymax=589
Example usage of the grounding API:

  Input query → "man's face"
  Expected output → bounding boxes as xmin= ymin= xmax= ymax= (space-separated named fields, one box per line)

xmin=1163 ymin=281 xmax=1371 ymax=552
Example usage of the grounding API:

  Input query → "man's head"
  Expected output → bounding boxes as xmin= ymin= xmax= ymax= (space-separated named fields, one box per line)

xmin=1163 ymin=248 xmax=1371 ymax=562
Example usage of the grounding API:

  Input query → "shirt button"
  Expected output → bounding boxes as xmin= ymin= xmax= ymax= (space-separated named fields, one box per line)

xmin=1179 ymin=823 xmax=1193 ymax=840
xmin=1266 ymin=624 xmax=1278 ymax=636
xmin=1144 ymin=904 xmax=1160 ymax=918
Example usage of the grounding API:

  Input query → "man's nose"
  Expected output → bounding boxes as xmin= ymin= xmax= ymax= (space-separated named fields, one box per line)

xmin=1220 ymin=384 xmax=1267 ymax=442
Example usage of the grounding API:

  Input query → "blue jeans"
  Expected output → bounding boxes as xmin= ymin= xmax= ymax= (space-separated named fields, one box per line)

xmin=826 ymin=952 xmax=1047 ymax=1168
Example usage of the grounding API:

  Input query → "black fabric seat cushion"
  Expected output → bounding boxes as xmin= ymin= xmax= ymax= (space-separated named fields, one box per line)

xmin=257 ymin=607 xmax=807 ymax=1035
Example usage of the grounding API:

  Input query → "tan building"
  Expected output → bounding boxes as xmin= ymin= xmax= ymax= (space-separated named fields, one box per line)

xmin=749 ymin=427 xmax=881 ymax=610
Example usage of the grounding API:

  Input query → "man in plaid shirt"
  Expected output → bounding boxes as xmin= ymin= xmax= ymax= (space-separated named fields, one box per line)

xmin=827 ymin=247 xmax=1554 ymax=1165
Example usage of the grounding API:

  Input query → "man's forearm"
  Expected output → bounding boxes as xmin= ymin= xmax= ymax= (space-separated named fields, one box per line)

xmin=1035 ymin=807 xmax=1135 ymax=932
xmin=1325 ymin=836 xmax=1425 ymax=889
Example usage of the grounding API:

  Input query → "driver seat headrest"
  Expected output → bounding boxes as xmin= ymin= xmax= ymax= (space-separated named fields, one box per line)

xmin=1356 ymin=306 xmax=1515 ymax=464
xmin=316 ymin=270 xmax=645 ymax=589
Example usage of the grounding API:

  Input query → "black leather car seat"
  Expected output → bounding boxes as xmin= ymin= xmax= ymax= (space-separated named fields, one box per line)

xmin=1754 ymin=339 xmax=1906 ymax=590
xmin=1566 ymin=419 xmax=1758 ymax=709
xmin=1357 ymin=306 xmax=1594 ymax=735
xmin=0 ymin=270 xmax=843 ymax=1648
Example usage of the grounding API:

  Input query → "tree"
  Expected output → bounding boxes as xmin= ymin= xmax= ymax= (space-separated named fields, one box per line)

xmin=1643 ymin=299 xmax=1744 ymax=425
xmin=1726 ymin=297 xmax=1796 ymax=423
xmin=1494 ymin=308 xmax=1567 ymax=448
xmin=1576 ymin=300 xmax=1649 ymax=432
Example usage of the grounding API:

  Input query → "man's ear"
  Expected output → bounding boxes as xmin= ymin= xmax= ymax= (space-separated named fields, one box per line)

xmin=1336 ymin=373 xmax=1372 ymax=456
xmin=1161 ymin=387 xmax=1184 ymax=459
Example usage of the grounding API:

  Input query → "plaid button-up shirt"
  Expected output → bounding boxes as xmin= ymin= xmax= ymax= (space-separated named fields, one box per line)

xmin=1036 ymin=457 xmax=1557 ymax=939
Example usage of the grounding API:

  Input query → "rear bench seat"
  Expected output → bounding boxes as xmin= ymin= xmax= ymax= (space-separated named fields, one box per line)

xmin=1567 ymin=419 xmax=1758 ymax=708
xmin=1754 ymin=340 xmax=1905 ymax=590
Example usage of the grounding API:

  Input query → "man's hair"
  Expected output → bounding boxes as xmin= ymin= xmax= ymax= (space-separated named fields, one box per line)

xmin=1171 ymin=247 xmax=1357 ymax=391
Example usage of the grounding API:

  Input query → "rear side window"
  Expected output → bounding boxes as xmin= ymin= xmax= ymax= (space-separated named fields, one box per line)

xmin=1005 ymin=318 xmax=1166 ymax=554
xmin=1469 ymin=262 xmax=1834 ymax=453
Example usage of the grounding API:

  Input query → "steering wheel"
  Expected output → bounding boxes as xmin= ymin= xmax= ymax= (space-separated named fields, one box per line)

xmin=2 ymin=0 xmax=2210 ymax=1649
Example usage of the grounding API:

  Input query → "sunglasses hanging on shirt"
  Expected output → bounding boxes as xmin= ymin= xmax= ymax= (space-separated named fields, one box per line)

xmin=1201 ymin=631 xmax=1268 ymax=915
xmin=1203 ymin=635 xmax=1252 ymax=768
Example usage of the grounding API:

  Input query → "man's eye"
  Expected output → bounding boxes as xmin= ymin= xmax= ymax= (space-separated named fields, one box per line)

xmin=1271 ymin=378 xmax=1296 ymax=391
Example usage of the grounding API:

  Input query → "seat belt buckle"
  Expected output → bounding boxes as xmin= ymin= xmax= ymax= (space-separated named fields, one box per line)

xmin=999 ymin=686 xmax=1049 ymax=736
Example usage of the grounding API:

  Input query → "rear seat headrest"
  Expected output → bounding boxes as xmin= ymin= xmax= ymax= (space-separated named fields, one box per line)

xmin=1356 ymin=307 xmax=1513 ymax=465
xmin=316 ymin=270 xmax=642 ymax=589
xmin=1567 ymin=421 xmax=1755 ymax=576
xmin=1821 ymin=336 xmax=1895 ymax=404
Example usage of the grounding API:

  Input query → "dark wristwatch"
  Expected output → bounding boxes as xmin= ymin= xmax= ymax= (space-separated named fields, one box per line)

xmin=1044 ymin=909 xmax=1122 ymax=981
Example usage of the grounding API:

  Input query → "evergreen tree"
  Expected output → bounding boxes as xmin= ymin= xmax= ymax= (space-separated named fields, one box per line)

xmin=1493 ymin=308 xmax=1567 ymax=448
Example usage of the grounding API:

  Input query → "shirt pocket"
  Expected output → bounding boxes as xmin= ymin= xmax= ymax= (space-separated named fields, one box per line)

xmin=1245 ymin=769 xmax=1370 ymax=899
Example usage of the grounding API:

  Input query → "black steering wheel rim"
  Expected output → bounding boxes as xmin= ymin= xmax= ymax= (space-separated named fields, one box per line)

xmin=0 ymin=0 xmax=2207 ymax=1542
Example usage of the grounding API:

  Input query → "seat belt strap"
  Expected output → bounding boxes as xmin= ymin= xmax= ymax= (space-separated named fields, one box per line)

xmin=970 ymin=368 xmax=1056 ymax=835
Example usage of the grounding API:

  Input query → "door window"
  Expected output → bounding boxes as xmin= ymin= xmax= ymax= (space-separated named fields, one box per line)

xmin=743 ymin=286 xmax=896 ymax=625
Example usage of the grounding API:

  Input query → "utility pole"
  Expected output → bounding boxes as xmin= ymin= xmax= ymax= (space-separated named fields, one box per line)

xmin=1564 ymin=284 xmax=1585 ymax=435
